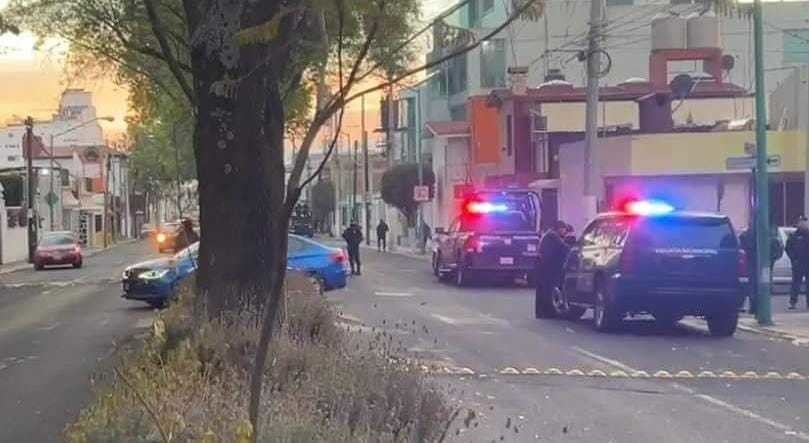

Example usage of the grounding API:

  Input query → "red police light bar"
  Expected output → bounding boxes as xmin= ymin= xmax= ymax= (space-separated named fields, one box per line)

xmin=624 ymin=199 xmax=675 ymax=216
xmin=465 ymin=201 xmax=509 ymax=214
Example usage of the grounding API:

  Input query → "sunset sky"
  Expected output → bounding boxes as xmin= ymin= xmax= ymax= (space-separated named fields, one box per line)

xmin=0 ymin=1 xmax=444 ymax=141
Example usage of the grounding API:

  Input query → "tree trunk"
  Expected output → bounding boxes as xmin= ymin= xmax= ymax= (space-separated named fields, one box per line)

xmin=185 ymin=1 xmax=287 ymax=317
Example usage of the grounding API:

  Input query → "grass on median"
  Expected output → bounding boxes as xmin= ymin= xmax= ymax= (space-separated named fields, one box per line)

xmin=65 ymin=276 xmax=452 ymax=442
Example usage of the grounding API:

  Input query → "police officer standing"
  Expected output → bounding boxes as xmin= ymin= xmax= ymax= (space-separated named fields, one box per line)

xmin=786 ymin=217 xmax=809 ymax=310
xmin=343 ymin=223 xmax=364 ymax=275
xmin=535 ymin=221 xmax=572 ymax=317
xmin=376 ymin=220 xmax=389 ymax=251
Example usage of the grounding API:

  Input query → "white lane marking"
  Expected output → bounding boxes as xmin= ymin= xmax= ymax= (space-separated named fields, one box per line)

xmin=374 ymin=291 xmax=414 ymax=297
xmin=431 ymin=313 xmax=460 ymax=325
xmin=573 ymin=346 xmax=809 ymax=441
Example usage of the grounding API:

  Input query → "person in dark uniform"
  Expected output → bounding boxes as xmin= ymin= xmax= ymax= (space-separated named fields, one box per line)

xmin=343 ymin=223 xmax=364 ymax=275
xmin=176 ymin=218 xmax=200 ymax=251
xmin=740 ymin=225 xmax=784 ymax=314
xmin=786 ymin=217 xmax=809 ymax=310
xmin=376 ymin=220 xmax=389 ymax=251
xmin=536 ymin=221 xmax=572 ymax=303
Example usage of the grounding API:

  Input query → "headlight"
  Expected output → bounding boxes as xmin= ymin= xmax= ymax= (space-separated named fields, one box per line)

xmin=140 ymin=269 xmax=170 ymax=280
xmin=156 ymin=233 xmax=167 ymax=243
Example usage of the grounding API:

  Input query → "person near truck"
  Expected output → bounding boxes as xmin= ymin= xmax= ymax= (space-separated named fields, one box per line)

xmin=535 ymin=221 xmax=572 ymax=302
xmin=343 ymin=223 xmax=364 ymax=275
xmin=786 ymin=217 xmax=809 ymax=310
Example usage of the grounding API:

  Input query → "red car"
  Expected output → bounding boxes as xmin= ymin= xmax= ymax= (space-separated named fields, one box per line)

xmin=34 ymin=231 xmax=83 ymax=270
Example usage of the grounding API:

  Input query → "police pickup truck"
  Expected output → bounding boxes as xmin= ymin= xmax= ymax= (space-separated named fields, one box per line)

xmin=432 ymin=190 xmax=541 ymax=286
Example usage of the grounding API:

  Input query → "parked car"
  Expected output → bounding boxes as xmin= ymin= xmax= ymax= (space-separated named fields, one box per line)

xmin=287 ymin=235 xmax=348 ymax=292
xmin=140 ymin=223 xmax=156 ymax=240
xmin=773 ymin=226 xmax=796 ymax=293
xmin=33 ymin=231 xmax=83 ymax=270
xmin=122 ymin=242 xmax=199 ymax=308
xmin=536 ymin=200 xmax=745 ymax=336
xmin=122 ymin=235 xmax=348 ymax=308
xmin=433 ymin=190 xmax=541 ymax=286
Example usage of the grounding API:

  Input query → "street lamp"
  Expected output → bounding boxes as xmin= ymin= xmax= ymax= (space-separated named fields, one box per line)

xmin=48 ymin=116 xmax=115 ymax=231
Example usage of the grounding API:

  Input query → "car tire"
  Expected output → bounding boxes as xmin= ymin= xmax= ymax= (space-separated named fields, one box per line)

xmin=149 ymin=300 xmax=166 ymax=309
xmin=34 ymin=263 xmax=44 ymax=271
xmin=707 ymin=311 xmax=738 ymax=337
xmin=310 ymin=274 xmax=326 ymax=296
xmin=432 ymin=252 xmax=441 ymax=277
xmin=73 ymin=261 xmax=83 ymax=269
xmin=551 ymin=286 xmax=586 ymax=320
xmin=593 ymin=283 xmax=621 ymax=332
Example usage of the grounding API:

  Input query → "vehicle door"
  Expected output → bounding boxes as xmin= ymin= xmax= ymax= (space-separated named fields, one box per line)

xmin=566 ymin=219 xmax=607 ymax=303
xmin=441 ymin=218 xmax=462 ymax=267
xmin=175 ymin=243 xmax=200 ymax=280
xmin=287 ymin=236 xmax=314 ymax=271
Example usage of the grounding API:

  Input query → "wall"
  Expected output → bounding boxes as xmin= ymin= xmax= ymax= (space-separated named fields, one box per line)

xmin=769 ymin=66 xmax=809 ymax=131
xmin=0 ymin=198 xmax=29 ymax=264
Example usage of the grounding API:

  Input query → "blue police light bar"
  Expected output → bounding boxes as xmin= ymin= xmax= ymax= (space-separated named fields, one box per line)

xmin=624 ymin=199 xmax=675 ymax=216
xmin=466 ymin=201 xmax=509 ymax=214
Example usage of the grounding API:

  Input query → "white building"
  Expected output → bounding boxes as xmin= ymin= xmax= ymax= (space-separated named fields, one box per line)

xmin=1 ymin=89 xmax=106 ymax=170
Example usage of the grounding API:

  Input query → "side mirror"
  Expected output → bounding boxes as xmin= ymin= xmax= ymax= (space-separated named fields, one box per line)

xmin=435 ymin=227 xmax=446 ymax=235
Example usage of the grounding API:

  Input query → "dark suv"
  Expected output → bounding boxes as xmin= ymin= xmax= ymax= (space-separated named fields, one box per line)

xmin=536 ymin=211 xmax=745 ymax=336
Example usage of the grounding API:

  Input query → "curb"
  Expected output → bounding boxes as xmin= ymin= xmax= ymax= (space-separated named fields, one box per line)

xmin=315 ymin=236 xmax=432 ymax=262
xmin=737 ymin=322 xmax=809 ymax=346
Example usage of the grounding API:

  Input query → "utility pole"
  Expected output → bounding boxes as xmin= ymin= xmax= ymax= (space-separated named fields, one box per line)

xmin=48 ymin=134 xmax=55 ymax=231
xmin=104 ymin=153 xmax=111 ymax=248
xmin=352 ymin=140 xmax=359 ymax=223
xmin=416 ymin=88 xmax=425 ymax=254
xmin=582 ymin=0 xmax=604 ymax=222
xmin=172 ymin=121 xmax=183 ymax=219
xmin=362 ymin=94 xmax=371 ymax=246
xmin=24 ymin=117 xmax=37 ymax=262
xmin=543 ymin=7 xmax=551 ymax=77
xmin=753 ymin=0 xmax=772 ymax=326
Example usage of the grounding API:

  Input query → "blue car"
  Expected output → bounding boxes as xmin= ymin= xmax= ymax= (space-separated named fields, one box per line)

xmin=122 ymin=236 xmax=348 ymax=308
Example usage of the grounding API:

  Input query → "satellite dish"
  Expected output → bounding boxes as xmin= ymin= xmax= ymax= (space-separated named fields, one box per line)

xmin=670 ymin=74 xmax=695 ymax=100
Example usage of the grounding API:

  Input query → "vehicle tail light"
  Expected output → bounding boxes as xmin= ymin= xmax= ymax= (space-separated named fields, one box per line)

xmin=156 ymin=233 xmax=167 ymax=243
xmin=738 ymin=249 xmax=748 ymax=278
xmin=332 ymin=250 xmax=347 ymax=264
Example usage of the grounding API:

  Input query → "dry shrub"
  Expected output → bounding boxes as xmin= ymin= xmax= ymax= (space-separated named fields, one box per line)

xmin=66 ymin=276 xmax=451 ymax=442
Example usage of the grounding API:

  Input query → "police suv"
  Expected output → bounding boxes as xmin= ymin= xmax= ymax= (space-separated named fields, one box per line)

xmin=433 ymin=190 xmax=541 ymax=286
xmin=536 ymin=200 xmax=745 ymax=336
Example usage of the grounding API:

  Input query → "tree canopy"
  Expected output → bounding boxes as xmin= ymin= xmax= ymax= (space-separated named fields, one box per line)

xmin=381 ymin=163 xmax=435 ymax=224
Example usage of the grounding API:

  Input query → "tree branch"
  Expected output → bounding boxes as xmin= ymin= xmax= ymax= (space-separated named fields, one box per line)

xmin=143 ymin=0 xmax=196 ymax=105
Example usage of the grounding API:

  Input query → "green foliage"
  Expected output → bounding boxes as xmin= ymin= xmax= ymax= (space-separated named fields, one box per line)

xmin=0 ymin=13 xmax=19 ymax=34
xmin=381 ymin=163 xmax=435 ymax=224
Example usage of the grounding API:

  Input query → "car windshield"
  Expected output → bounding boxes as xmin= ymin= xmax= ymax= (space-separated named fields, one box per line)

xmin=629 ymin=217 xmax=738 ymax=250
xmin=460 ymin=211 xmax=533 ymax=232
xmin=40 ymin=234 xmax=75 ymax=247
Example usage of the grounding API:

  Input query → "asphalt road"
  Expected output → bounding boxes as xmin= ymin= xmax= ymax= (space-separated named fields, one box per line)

xmin=327 ymin=245 xmax=809 ymax=442
xmin=0 ymin=241 xmax=158 ymax=442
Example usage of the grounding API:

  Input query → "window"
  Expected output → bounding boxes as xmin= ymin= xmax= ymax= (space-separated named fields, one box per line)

xmin=580 ymin=220 xmax=604 ymax=248
xmin=783 ymin=29 xmax=809 ymax=65
xmin=94 ymin=214 xmax=103 ymax=232
xmin=7 ymin=156 xmax=16 ymax=162
xmin=468 ymin=0 xmax=479 ymax=27
xmin=629 ymin=218 xmax=738 ymax=250
xmin=480 ymin=39 xmax=506 ymax=88
xmin=450 ymin=105 xmax=467 ymax=121
xmin=288 ymin=236 xmax=308 ymax=253
xmin=61 ymin=170 xmax=70 ymax=186
xmin=447 ymin=53 xmax=468 ymax=95
xmin=449 ymin=218 xmax=461 ymax=233
xmin=482 ymin=0 xmax=495 ymax=14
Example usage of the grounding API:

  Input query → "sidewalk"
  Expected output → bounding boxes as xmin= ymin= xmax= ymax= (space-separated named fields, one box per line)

xmin=738 ymin=312 xmax=809 ymax=346
xmin=315 ymin=235 xmax=431 ymax=262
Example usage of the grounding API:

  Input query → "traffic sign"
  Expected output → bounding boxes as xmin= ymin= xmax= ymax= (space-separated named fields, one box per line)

xmin=726 ymin=155 xmax=781 ymax=171
xmin=413 ymin=185 xmax=430 ymax=202
xmin=45 ymin=191 xmax=58 ymax=206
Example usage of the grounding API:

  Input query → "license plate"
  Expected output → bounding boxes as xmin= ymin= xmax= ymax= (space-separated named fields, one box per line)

xmin=500 ymin=257 xmax=514 ymax=265
xmin=123 ymin=282 xmax=130 ymax=291
xmin=526 ymin=244 xmax=537 ymax=252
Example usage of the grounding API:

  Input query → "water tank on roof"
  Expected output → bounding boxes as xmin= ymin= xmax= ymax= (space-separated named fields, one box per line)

xmin=538 ymin=79 xmax=573 ymax=91
xmin=651 ymin=13 xmax=686 ymax=50
xmin=687 ymin=11 xmax=720 ymax=49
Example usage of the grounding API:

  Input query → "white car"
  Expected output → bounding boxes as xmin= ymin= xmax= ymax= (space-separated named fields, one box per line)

xmin=773 ymin=226 xmax=795 ymax=293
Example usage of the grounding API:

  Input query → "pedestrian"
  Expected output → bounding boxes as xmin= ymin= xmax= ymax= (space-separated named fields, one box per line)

xmin=740 ymin=225 xmax=783 ymax=314
xmin=535 ymin=221 xmax=572 ymax=304
xmin=786 ymin=217 xmax=809 ymax=310
xmin=376 ymin=220 xmax=389 ymax=251
xmin=343 ymin=223 xmax=364 ymax=275
xmin=421 ymin=221 xmax=432 ymax=249
xmin=176 ymin=218 xmax=200 ymax=251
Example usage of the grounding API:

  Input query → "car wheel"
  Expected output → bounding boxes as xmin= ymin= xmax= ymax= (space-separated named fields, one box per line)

xmin=456 ymin=263 xmax=471 ymax=287
xmin=310 ymin=274 xmax=326 ymax=296
xmin=432 ymin=252 xmax=441 ymax=277
xmin=551 ymin=286 xmax=586 ymax=320
xmin=534 ymin=283 xmax=556 ymax=319
xmin=593 ymin=283 xmax=621 ymax=332
xmin=34 ymin=263 xmax=44 ymax=271
xmin=73 ymin=261 xmax=83 ymax=269
xmin=149 ymin=300 xmax=166 ymax=309
xmin=706 ymin=311 xmax=738 ymax=337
